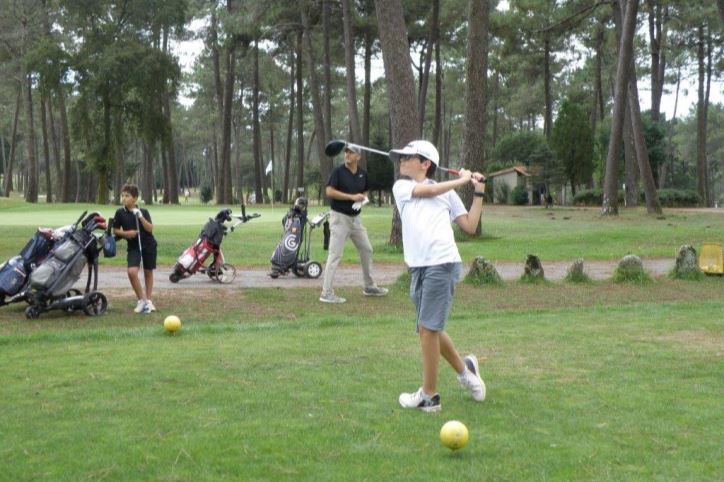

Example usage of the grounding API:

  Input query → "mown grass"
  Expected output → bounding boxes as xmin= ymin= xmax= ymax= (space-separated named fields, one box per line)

xmin=0 ymin=279 xmax=722 ymax=481
xmin=1 ymin=196 xmax=723 ymax=267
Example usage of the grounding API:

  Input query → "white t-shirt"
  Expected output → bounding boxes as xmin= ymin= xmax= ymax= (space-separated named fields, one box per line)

xmin=393 ymin=178 xmax=467 ymax=267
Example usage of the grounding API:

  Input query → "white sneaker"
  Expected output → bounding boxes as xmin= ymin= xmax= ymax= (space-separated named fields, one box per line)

xmin=458 ymin=354 xmax=486 ymax=401
xmin=133 ymin=300 xmax=147 ymax=314
xmin=319 ymin=293 xmax=346 ymax=304
xmin=145 ymin=300 xmax=156 ymax=312
xmin=398 ymin=388 xmax=441 ymax=412
xmin=363 ymin=286 xmax=389 ymax=296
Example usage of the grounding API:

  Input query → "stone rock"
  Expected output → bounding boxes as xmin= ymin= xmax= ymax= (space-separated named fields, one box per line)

xmin=613 ymin=254 xmax=650 ymax=282
xmin=672 ymin=245 xmax=703 ymax=279
xmin=674 ymin=245 xmax=699 ymax=275
xmin=465 ymin=256 xmax=504 ymax=285
xmin=565 ymin=258 xmax=590 ymax=283
xmin=521 ymin=254 xmax=545 ymax=282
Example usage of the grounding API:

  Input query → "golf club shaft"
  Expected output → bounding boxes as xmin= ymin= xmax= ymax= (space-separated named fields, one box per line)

xmin=354 ymin=144 xmax=464 ymax=176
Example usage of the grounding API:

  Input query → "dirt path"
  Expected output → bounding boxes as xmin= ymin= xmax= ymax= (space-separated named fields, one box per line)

xmin=82 ymin=258 xmax=676 ymax=291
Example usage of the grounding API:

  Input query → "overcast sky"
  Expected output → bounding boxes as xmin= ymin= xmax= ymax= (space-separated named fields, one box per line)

xmin=171 ymin=14 xmax=722 ymax=120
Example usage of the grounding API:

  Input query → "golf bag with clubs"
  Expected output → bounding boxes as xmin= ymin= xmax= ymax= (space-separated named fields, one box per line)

xmin=169 ymin=205 xmax=260 ymax=284
xmin=269 ymin=197 xmax=330 ymax=279
xmin=24 ymin=212 xmax=109 ymax=319
xmin=0 ymin=217 xmax=78 ymax=308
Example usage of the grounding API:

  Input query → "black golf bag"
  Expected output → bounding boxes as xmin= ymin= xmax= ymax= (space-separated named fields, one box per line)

xmin=0 ymin=218 xmax=77 ymax=307
xmin=24 ymin=212 xmax=108 ymax=319
xmin=269 ymin=198 xmax=330 ymax=279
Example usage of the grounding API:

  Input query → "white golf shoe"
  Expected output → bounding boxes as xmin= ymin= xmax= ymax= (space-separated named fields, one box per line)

xmin=458 ymin=354 xmax=486 ymax=401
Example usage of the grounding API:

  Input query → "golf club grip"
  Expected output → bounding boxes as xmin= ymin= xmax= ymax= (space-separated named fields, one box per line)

xmin=438 ymin=166 xmax=459 ymax=175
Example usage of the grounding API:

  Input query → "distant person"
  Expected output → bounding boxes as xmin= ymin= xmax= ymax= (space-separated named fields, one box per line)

xmin=391 ymin=140 xmax=486 ymax=412
xmin=319 ymin=144 xmax=388 ymax=304
xmin=546 ymin=193 xmax=553 ymax=209
xmin=184 ymin=188 xmax=190 ymax=204
xmin=113 ymin=184 xmax=157 ymax=314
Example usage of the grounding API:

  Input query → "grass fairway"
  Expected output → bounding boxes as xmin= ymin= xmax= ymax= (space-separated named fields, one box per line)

xmin=1 ymin=196 xmax=722 ymax=266
xmin=0 ymin=279 xmax=722 ymax=480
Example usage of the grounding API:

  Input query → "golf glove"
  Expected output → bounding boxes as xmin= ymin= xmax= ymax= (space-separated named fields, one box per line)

xmin=352 ymin=197 xmax=369 ymax=211
xmin=132 ymin=208 xmax=142 ymax=218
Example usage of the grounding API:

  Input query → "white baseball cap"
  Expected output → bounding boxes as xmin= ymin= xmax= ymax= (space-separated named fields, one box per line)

xmin=389 ymin=140 xmax=439 ymax=166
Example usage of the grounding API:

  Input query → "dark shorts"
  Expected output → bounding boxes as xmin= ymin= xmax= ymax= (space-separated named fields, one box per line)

xmin=409 ymin=262 xmax=462 ymax=332
xmin=127 ymin=244 xmax=157 ymax=270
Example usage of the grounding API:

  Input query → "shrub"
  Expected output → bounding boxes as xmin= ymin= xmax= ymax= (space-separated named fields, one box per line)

xmin=511 ymin=185 xmax=529 ymax=205
xmin=645 ymin=189 xmax=701 ymax=207
xmin=200 ymin=183 xmax=214 ymax=204
xmin=495 ymin=183 xmax=510 ymax=204
xmin=573 ymin=188 xmax=625 ymax=206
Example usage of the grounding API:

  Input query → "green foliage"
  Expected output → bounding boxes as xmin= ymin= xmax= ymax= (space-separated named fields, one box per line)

xmin=613 ymin=257 xmax=652 ymax=284
xmin=464 ymin=257 xmax=505 ymax=286
xmin=642 ymin=189 xmax=701 ymax=207
xmin=494 ymin=182 xmax=510 ymax=204
xmin=551 ymin=99 xmax=594 ymax=192
xmin=511 ymin=185 xmax=528 ymax=205
xmin=573 ymin=188 xmax=624 ymax=206
xmin=200 ymin=183 xmax=213 ymax=204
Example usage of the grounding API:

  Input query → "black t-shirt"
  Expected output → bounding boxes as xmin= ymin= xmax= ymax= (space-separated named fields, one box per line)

xmin=326 ymin=164 xmax=369 ymax=216
xmin=113 ymin=207 xmax=155 ymax=251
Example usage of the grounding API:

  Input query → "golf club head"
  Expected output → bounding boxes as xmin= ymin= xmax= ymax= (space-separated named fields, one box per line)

xmin=324 ymin=139 xmax=347 ymax=157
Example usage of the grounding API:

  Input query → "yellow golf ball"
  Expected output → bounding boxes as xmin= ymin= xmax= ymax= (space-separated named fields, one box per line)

xmin=164 ymin=315 xmax=182 ymax=333
xmin=440 ymin=420 xmax=469 ymax=450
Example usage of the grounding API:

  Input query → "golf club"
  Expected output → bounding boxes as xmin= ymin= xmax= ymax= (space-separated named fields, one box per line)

xmin=324 ymin=139 xmax=485 ymax=180
xmin=130 ymin=207 xmax=143 ymax=271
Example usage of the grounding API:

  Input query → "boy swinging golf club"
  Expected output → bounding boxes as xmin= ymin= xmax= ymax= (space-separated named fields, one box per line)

xmin=391 ymin=140 xmax=486 ymax=412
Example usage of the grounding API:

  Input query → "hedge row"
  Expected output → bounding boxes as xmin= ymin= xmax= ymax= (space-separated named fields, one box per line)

xmin=572 ymin=188 xmax=701 ymax=207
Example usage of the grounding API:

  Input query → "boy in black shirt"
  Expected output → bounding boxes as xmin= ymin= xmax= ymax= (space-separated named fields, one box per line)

xmin=113 ymin=184 xmax=157 ymax=314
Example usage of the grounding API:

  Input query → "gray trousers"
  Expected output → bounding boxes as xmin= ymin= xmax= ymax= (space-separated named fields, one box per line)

xmin=321 ymin=211 xmax=375 ymax=295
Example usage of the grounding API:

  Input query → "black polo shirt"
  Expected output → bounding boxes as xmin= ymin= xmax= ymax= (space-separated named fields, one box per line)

xmin=113 ymin=207 xmax=155 ymax=251
xmin=326 ymin=164 xmax=369 ymax=216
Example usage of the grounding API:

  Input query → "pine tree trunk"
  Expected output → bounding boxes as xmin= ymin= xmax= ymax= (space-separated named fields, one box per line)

xmin=543 ymin=36 xmax=553 ymax=140
xmin=57 ymin=86 xmax=72 ymax=202
xmin=375 ymin=0 xmax=421 ymax=245
xmin=363 ymin=31 xmax=372 ymax=150
xmin=418 ymin=0 xmax=439 ymax=135
xmin=696 ymin=24 xmax=709 ymax=206
xmin=625 ymin=49 xmax=661 ymax=214
xmin=432 ymin=37 xmax=443 ymax=148
xmin=253 ymin=40 xmax=264 ymax=204
xmin=461 ymin=0 xmax=489 ymax=233
xmin=602 ymin=0 xmax=638 ymax=216
xmin=322 ymin=0 xmax=333 ymax=142
xmin=3 ymin=86 xmax=21 ymax=197
xmin=295 ymin=30 xmax=305 ymax=194
xmin=283 ymin=46 xmax=295 ymax=204
xmin=623 ymin=107 xmax=638 ymax=207
xmin=47 ymin=96 xmax=62 ymax=198
xmin=24 ymin=73 xmax=38 ymax=203
xmin=301 ymin=2 xmax=332 ymax=193
xmin=342 ymin=0 xmax=363 ymax=166
xmin=40 ymin=95 xmax=52 ymax=203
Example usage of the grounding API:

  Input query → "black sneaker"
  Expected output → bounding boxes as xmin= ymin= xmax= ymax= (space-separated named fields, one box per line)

xmin=399 ymin=388 xmax=441 ymax=412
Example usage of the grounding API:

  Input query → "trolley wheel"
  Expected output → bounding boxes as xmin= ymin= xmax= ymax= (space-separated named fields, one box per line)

xmin=83 ymin=292 xmax=108 ymax=316
xmin=66 ymin=288 xmax=82 ymax=297
xmin=169 ymin=272 xmax=181 ymax=283
xmin=25 ymin=305 xmax=41 ymax=319
xmin=304 ymin=261 xmax=323 ymax=279
xmin=292 ymin=265 xmax=305 ymax=277
xmin=213 ymin=263 xmax=237 ymax=284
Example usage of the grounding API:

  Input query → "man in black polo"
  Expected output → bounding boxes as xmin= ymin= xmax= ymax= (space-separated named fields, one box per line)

xmin=320 ymin=145 xmax=388 ymax=303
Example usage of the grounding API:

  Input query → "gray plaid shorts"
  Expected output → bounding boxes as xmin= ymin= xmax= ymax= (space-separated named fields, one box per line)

xmin=409 ymin=262 xmax=462 ymax=332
